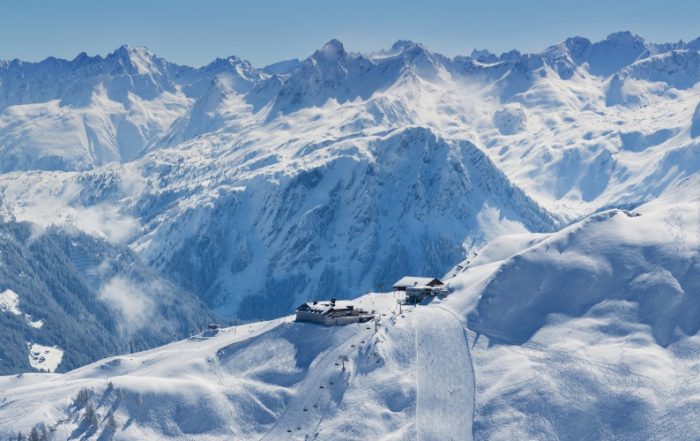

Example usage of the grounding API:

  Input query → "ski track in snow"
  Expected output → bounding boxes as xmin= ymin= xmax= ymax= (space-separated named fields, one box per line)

xmin=415 ymin=306 xmax=474 ymax=441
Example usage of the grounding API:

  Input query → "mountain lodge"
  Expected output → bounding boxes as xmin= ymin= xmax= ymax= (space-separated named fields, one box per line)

xmin=295 ymin=299 xmax=374 ymax=326
xmin=393 ymin=276 xmax=447 ymax=303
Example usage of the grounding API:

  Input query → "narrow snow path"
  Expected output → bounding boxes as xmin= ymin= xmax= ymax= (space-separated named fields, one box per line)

xmin=415 ymin=306 xmax=474 ymax=441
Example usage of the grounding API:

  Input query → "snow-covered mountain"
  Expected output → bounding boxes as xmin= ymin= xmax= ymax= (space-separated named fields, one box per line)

xmin=1 ymin=175 xmax=697 ymax=439
xmin=0 ymin=220 xmax=216 ymax=375
xmin=0 ymin=31 xmax=699 ymax=382
xmin=0 ymin=45 xmax=268 ymax=171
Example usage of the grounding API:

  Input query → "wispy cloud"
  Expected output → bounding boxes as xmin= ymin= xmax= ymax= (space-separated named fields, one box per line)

xmin=4 ymin=174 xmax=140 ymax=243
xmin=98 ymin=276 xmax=155 ymax=334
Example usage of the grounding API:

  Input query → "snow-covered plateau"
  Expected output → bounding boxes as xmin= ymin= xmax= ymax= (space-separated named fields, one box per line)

xmin=1 ymin=31 xmax=700 ymax=439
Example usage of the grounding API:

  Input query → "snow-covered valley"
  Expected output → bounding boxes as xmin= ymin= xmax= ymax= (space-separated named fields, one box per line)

xmin=1 ymin=31 xmax=700 ymax=439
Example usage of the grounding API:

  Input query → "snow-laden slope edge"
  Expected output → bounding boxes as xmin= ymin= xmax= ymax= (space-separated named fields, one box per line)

xmin=458 ymin=176 xmax=700 ymax=347
xmin=0 ymin=295 xmax=474 ymax=441
xmin=441 ymin=176 xmax=700 ymax=439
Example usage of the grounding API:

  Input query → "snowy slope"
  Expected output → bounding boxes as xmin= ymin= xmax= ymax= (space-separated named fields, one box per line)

xmin=0 ymin=294 xmax=474 ymax=440
xmin=444 ymin=176 xmax=700 ymax=439
xmin=1 ymin=176 xmax=698 ymax=440
xmin=0 ymin=120 xmax=556 ymax=321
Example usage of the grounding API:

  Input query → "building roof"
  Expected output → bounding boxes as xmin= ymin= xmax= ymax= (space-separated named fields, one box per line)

xmin=393 ymin=276 xmax=444 ymax=289
xmin=405 ymin=285 xmax=434 ymax=291
xmin=296 ymin=302 xmax=371 ymax=318
xmin=296 ymin=302 xmax=333 ymax=314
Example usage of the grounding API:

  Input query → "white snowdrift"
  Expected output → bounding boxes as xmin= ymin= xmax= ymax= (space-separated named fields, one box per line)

xmin=0 ymin=288 xmax=45 ymax=329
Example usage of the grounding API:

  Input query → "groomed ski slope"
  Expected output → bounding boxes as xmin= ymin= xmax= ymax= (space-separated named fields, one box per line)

xmin=0 ymin=295 xmax=475 ymax=440
xmin=415 ymin=307 xmax=474 ymax=441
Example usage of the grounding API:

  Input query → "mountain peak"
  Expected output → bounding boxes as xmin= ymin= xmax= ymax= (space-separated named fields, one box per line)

xmin=470 ymin=48 xmax=498 ymax=63
xmin=605 ymin=31 xmax=642 ymax=44
xmin=112 ymin=44 xmax=151 ymax=57
xmin=207 ymin=54 xmax=251 ymax=69
xmin=316 ymin=39 xmax=347 ymax=60
xmin=391 ymin=40 xmax=417 ymax=51
xmin=688 ymin=37 xmax=700 ymax=50
xmin=563 ymin=36 xmax=592 ymax=56
xmin=499 ymin=49 xmax=522 ymax=61
xmin=106 ymin=44 xmax=160 ymax=74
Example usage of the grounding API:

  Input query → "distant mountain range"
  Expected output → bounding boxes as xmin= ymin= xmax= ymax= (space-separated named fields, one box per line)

xmin=0 ymin=31 xmax=699 ymax=375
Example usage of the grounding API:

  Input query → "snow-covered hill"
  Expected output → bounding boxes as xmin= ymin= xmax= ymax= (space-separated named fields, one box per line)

xmin=1 ymin=176 xmax=697 ymax=439
xmin=0 ymin=31 xmax=699 ymax=379
xmin=449 ymin=175 xmax=700 ymax=439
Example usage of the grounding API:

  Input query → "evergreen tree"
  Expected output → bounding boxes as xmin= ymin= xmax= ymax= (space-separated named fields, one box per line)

xmin=74 ymin=387 xmax=90 ymax=406
xmin=39 ymin=425 xmax=49 ymax=441
xmin=107 ymin=413 xmax=117 ymax=430
xmin=83 ymin=402 xmax=98 ymax=428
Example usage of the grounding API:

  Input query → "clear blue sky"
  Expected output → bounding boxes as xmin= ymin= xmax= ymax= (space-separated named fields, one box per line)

xmin=2 ymin=0 xmax=699 ymax=67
